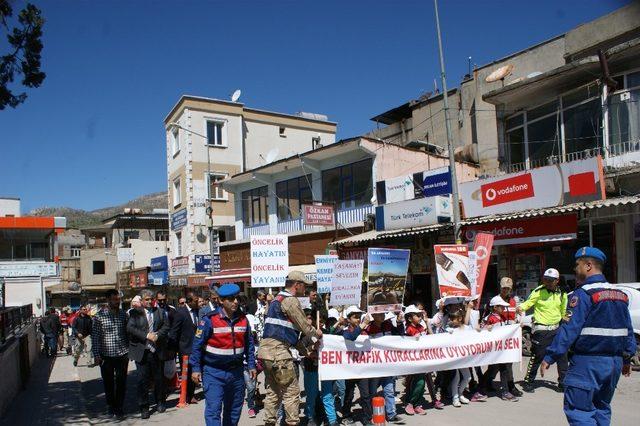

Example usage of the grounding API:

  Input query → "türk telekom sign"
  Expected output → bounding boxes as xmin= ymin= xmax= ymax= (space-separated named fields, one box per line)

xmin=303 ymin=204 xmax=335 ymax=226
xmin=460 ymin=157 xmax=605 ymax=218
xmin=463 ymin=214 xmax=578 ymax=246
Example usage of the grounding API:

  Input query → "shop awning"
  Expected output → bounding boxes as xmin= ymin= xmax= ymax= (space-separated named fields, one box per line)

xmin=206 ymin=268 xmax=252 ymax=285
xmin=461 ymin=195 xmax=640 ymax=225
xmin=330 ymin=223 xmax=447 ymax=246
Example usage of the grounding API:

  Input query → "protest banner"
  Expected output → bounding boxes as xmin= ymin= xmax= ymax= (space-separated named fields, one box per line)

xmin=315 ymin=255 xmax=338 ymax=294
xmin=250 ymin=235 xmax=288 ymax=288
xmin=472 ymin=232 xmax=494 ymax=297
xmin=319 ymin=324 xmax=521 ymax=381
xmin=329 ymin=259 xmax=364 ymax=307
xmin=366 ymin=248 xmax=410 ymax=313
xmin=434 ymin=244 xmax=471 ymax=297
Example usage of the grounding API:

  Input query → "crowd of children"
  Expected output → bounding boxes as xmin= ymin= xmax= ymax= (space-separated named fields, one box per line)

xmin=290 ymin=281 xmax=525 ymax=426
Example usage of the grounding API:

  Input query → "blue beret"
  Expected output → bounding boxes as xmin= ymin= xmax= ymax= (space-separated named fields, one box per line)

xmin=575 ymin=246 xmax=606 ymax=263
xmin=217 ymin=283 xmax=240 ymax=298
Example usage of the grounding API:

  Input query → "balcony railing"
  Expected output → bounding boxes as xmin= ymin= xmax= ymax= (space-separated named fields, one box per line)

xmin=0 ymin=304 xmax=33 ymax=345
xmin=499 ymin=140 xmax=640 ymax=175
xmin=242 ymin=224 xmax=270 ymax=239
xmin=337 ymin=204 xmax=374 ymax=226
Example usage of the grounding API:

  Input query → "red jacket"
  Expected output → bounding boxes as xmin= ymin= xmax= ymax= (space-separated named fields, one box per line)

xmin=500 ymin=297 xmax=517 ymax=322
xmin=405 ymin=323 xmax=427 ymax=336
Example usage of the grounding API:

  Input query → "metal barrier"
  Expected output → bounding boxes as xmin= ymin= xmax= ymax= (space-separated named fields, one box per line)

xmin=0 ymin=304 xmax=33 ymax=345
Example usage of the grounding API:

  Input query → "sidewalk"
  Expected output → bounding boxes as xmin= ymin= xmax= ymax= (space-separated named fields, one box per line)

xmin=1 ymin=351 xmax=90 ymax=426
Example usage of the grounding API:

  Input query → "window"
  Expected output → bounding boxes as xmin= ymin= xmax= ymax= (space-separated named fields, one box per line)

xmin=173 ymin=178 xmax=182 ymax=207
xmin=312 ymin=136 xmax=321 ymax=149
xmin=155 ymin=229 xmax=169 ymax=242
xmin=208 ymin=172 xmax=228 ymax=201
xmin=276 ymin=175 xmax=312 ymax=220
xmin=29 ymin=242 xmax=48 ymax=260
xmin=242 ymin=186 xmax=269 ymax=226
xmin=279 ymin=126 xmax=286 ymax=137
xmin=206 ymin=120 xmax=225 ymax=146
xmin=93 ymin=261 xmax=105 ymax=275
xmin=175 ymin=232 xmax=182 ymax=257
xmin=171 ymin=128 xmax=180 ymax=156
xmin=609 ymin=70 xmax=640 ymax=148
xmin=70 ymin=247 xmax=81 ymax=258
xmin=321 ymin=158 xmax=373 ymax=210
xmin=123 ymin=230 xmax=139 ymax=243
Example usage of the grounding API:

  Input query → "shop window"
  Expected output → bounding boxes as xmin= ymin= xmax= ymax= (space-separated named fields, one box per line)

xmin=276 ymin=175 xmax=312 ymax=221
xmin=30 ymin=242 xmax=48 ymax=260
xmin=242 ymin=186 xmax=269 ymax=226
xmin=321 ymin=158 xmax=373 ymax=210
xmin=155 ymin=229 xmax=169 ymax=242
xmin=93 ymin=261 xmax=105 ymax=275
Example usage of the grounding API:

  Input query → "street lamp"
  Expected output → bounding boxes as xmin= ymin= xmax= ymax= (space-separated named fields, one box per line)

xmin=166 ymin=122 xmax=219 ymax=274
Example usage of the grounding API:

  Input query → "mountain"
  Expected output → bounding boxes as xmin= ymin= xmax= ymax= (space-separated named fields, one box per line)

xmin=29 ymin=192 xmax=168 ymax=228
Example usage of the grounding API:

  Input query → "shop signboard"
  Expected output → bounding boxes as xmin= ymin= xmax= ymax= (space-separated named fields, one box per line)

xmin=303 ymin=204 xmax=335 ymax=226
xmin=250 ymin=235 xmax=288 ymax=288
xmin=148 ymin=270 xmax=168 ymax=285
xmin=170 ymin=256 xmax=189 ymax=276
xmin=459 ymin=157 xmax=605 ymax=218
xmin=150 ymin=256 xmax=168 ymax=271
xmin=117 ymin=248 xmax=134 ymax=262
xmin=315 ymin=255 xmax=338 ymax=294
xmin=434 ymin=244 xmax=471 ymax=297
xmin=375 ymin=195 xmax=452 ymax=231
xmin=376 ymin=167 xmax=452 ymax=204
xmin=366 ymin=248 xmax=410 ymax=313
xmin=170 ymin=276 xmax=187 ymax=286
xmin=0 ymin=261 xmax=57 ymax=278
xmin=329 ymin=259 xmax=364 ymax=307
xmin=463 ymin=215 xmax=578 ymax=246
xmin=193 ymin=254 xmax=221 ymax=273
xmin=171 ymin=208 xmax=188 ymax=231
xmin=128 ymin=269 xmax=148 ymax=288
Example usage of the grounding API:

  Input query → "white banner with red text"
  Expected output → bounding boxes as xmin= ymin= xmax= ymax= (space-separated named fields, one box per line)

xmin=318 ymin=324 xmax=522 ymax=381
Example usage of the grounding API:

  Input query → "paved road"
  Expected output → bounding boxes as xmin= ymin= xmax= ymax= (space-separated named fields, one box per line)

xmin=2 ymin=350 xmax=639 ymax=425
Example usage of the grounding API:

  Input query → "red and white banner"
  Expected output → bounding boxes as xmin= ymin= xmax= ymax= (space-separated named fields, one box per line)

xmin=472 ymin=233 xmax=494 ymax=297
xmin=250 ymin=235 xmax=289 ymax=287
xmin=434 ymin=244 xmax=471 ymax=297
xmin=319 ymin=324 xmax=522 ymax=380
xmin=460 ymin=157 xmax=605 ymax=218
xmin=463 ymin=214 xmax=578 ymax=246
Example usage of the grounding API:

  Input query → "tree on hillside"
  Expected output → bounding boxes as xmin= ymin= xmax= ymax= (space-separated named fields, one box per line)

xmin=0 ymin=0 xmax=45 ymax=110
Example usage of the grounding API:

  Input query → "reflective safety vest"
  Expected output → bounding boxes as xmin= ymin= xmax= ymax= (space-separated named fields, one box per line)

xmin=262 ymin=292 xmax=298 ymax=345
xmin=204 ymin=313 xmax=248 ymax=365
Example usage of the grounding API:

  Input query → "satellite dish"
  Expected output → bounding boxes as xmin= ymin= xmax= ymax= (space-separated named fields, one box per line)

xmin=69 ymin=282 xmax=81 ymax=292
xmin=485 ymin=64 xmax=514 ymax=83
xmin=196 ymin=228 xmax=207 ymax=243
xmin=231 ymin=89 xmax=241 ymax=103
xmin=264 ymin=148 xmax=279 ymax=164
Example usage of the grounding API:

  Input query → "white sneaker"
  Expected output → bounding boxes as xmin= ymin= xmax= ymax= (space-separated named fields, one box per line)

xmin=459 ymin=395 xmax=470 ymax=404
xmin=452 ymin=397 xmax=461 ymax=407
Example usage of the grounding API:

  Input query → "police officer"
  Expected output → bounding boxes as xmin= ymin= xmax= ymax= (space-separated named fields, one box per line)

xmin=258 ymin=271 xmax=322 ymax=426
xmin=517 ymin=267 xmax=569 ymax=392
xmin=190 ymin=284 xmax=256 ymax=426
xmin=541 ymin=247 xmax=636 ymax=426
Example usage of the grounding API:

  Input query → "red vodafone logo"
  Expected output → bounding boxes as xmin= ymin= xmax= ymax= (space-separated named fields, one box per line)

xmin=481 ymin=173 xmax=535 ymax=207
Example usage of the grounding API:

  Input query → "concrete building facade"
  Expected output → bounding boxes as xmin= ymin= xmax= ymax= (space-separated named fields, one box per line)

xmin=163 ymin=95 xmax=337 ymax=277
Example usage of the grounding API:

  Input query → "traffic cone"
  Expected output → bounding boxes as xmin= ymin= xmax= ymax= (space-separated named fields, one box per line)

xmin=177 ymin=355 xmax=190 ymax=408
xmin=372 ymin=396 xmax=385 ymax=426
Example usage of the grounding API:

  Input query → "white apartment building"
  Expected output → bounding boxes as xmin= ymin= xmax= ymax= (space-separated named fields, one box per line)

xmin=164 ymin=95 xmax=337 ymax=277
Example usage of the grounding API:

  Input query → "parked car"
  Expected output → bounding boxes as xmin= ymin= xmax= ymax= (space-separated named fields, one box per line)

xmin=518 ymin=283 xmax=640 ymax=369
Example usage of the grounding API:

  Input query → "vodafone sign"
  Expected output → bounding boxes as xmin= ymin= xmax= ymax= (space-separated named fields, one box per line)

xmin=460 ymin=157 xmax=605 ymax=218
xmin=481 ymin=173 xmax=534 ymax=207
xmin=463 ymin=214 xmax=578 ymax=246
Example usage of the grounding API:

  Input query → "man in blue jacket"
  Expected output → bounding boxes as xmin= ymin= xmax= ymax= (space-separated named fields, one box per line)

xmin=541 ymin=247 xmax=636 ymax=426
xmin=190 ymin=284 xmax=256 ymax=426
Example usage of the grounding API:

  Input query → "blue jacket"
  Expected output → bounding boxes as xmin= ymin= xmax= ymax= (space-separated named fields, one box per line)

xmin=262 ymin=291 xmax=299 ymax=345
xmin=337 ymin=324 xmax=362 ymax=341
xmin=190 ymin=307 xmax=256 ymax=373
xmin=544 ymin=274 xmax=637 ymax=365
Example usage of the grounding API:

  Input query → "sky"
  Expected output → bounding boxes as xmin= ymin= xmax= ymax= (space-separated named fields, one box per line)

xmin=0 ymin=0 xmax=629 ymax=212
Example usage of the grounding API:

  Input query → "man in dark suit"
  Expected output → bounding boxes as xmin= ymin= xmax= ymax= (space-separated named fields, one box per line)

xmin=198 ymin=287 xmax=219 ymax=320
xmin=170 ymin=292 xmax=200 ymax=403
xmin=155 ymin=290 xmax=177 ymax=399
xmin=127 ymin=289 xmax=170 ymax=419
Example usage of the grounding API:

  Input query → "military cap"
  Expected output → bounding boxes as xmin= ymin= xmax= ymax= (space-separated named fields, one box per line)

xmin=217 ymin=283 xmax=240 ymax=298
xmin=287 ymin=270 xmax=311 ymax=285
xmin=575 ymin=246 xmax=606 ymax=263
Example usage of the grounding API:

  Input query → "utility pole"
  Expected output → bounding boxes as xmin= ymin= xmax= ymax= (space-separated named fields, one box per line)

xmin=434 ymin=0 xmax=462 ymax=243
